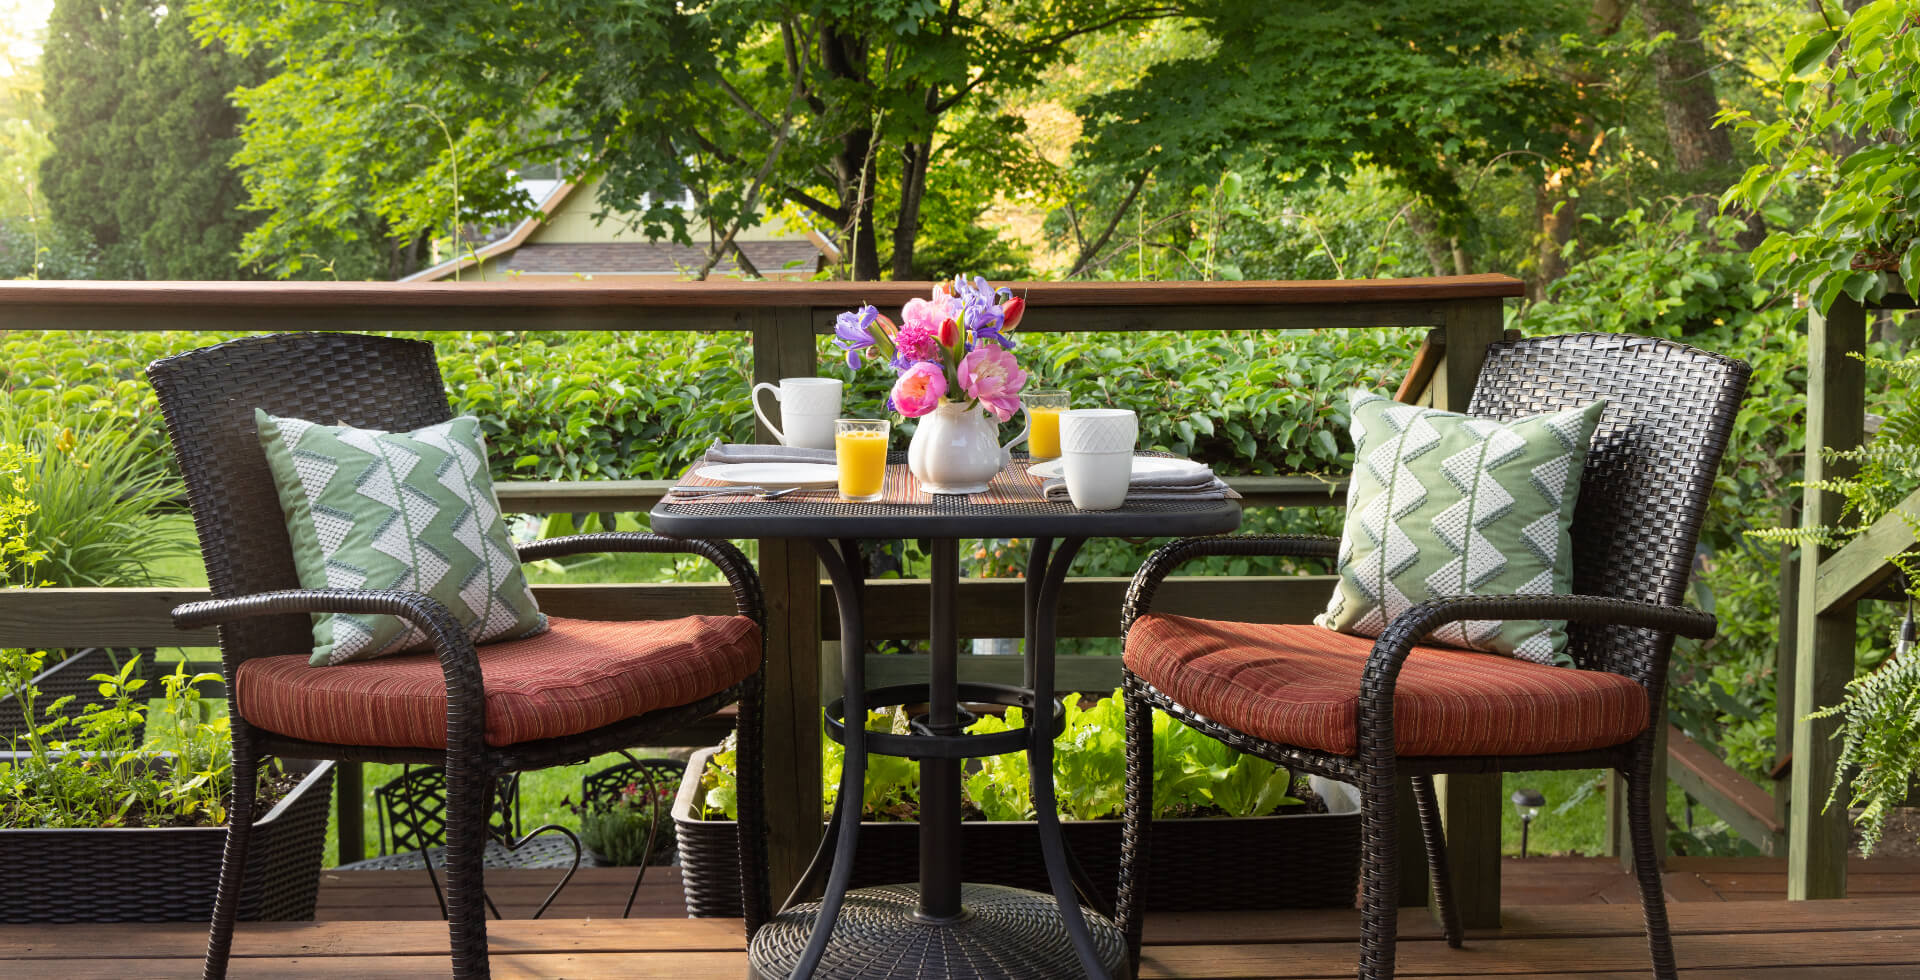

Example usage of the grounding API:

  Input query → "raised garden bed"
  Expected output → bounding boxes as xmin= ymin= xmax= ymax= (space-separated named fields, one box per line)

xmin=0 ymin=759 xmax=335 ymax=923
xmin=672 ymin=746 xmax=1359 ymax=917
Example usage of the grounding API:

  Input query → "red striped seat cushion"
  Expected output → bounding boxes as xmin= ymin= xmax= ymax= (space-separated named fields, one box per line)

xmin=1123 ymin=615 xmax=1647 ymax=757
xmin=236 ymin=615 xmax=760 ymax=749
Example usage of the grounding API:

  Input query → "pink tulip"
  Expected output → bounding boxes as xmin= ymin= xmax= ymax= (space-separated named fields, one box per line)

xmin=890 ymin=360 xmax=949 ymax=418
xmin=957 ymin=346 xmax=1028 ymax=423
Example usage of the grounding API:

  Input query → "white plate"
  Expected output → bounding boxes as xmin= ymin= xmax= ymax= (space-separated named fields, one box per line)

xmin=693 ymin=462 xmax=841 ymax=487
xmin=1026 ymin=457 xmax=1211 ymax=482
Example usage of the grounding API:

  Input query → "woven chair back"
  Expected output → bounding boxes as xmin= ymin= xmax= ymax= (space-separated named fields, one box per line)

xmin=1467 ymin=332 xmax=1750 ymax=681
xmin=145 ymin=332 xmax=453 ymax=672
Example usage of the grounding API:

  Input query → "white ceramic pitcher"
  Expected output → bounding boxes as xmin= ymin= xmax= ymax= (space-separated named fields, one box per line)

xmin=906 ymin=400 xmax=1028 ymax=494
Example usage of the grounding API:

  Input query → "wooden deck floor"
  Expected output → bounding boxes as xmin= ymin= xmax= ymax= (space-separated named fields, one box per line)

xmin=6 ymin=858 xmax=1918 ymax=977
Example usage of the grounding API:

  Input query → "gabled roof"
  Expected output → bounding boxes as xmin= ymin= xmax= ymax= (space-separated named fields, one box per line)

xmin=399 ymin=181 xmax=579 ymax=283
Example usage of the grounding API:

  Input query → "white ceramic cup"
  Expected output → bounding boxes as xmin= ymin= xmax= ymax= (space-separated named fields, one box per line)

xmin=752 ymin=377 xmax=843 ymax=450
xmin=1058 ymin=408 xmax=1138 ymax=510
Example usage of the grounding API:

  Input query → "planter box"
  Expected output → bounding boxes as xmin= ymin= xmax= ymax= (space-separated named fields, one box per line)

xmin=673 ymin=746 xmax=1359 ymax=917
xmin=0 ymin=760 xmax=335 ymax=923
xmin=0 ymin=647 xmax=162 ymax=740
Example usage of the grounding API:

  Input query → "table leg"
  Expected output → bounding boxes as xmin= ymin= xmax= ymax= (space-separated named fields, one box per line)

xmin=789 ymin=539 xmax=870 ymax=980
xmin=919 ymin=538 xmax=966 ymax=921
xmin=1025 ymin=536 xmax=1113 ymax=980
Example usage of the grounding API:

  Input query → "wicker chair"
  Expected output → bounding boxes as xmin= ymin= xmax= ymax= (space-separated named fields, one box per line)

xmin=1116 ymin=333 xmax=1749 ymax=980
xmin=146 ymin=333 xmax=771 ymax=979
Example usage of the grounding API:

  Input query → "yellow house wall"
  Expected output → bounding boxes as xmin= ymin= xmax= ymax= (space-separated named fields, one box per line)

xmin=526 ymin=176 xmax=799 ymax=246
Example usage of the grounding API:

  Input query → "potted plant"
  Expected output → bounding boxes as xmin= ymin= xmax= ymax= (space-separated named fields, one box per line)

xmin=674 ymin=692 xmax=1360 ymax=918
xmin=0 ymin=649 xmax=334 ymax=923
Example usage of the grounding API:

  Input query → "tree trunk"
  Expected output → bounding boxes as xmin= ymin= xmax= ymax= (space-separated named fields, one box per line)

xmin=819 ymin=23 xmax=883 ymax=280
xmin=891 ymin=137 xmax=932 ymax=280
xmin=1638 ymin=0 xmax=1733 ymax=173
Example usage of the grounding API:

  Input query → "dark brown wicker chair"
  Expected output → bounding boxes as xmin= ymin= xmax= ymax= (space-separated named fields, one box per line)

xmin=1116 ymin=333 xmax=1749 ymax=980
xmin=145 ymin=332 xmax=770 ymax=979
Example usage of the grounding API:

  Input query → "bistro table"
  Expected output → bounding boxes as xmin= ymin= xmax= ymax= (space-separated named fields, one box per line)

xmin=651 ymin=455 xmax=1241 ymax=980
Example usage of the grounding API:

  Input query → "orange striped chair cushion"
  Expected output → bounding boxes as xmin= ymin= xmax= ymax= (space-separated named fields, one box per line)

xmin=1124 ymin=615 xmax=1647 ymax=757
xmin=236 ymin=615 xmax=760 ymax=749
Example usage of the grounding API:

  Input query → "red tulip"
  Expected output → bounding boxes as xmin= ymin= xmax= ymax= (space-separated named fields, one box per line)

xmin=938 ymin=316 xmax=961 ymax=349
xmin=1002 ymin=296 xmax=1025 ymax=331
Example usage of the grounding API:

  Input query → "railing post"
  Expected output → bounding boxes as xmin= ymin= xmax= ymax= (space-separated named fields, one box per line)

xmin=751 ymin=306 xmax=826 ymax=904
xmin=337 ymin=761 xmax=364 ymax=865
xmin=1431 ymin=295 xmax=1506 ymax=929
xmin=1789 ymin=295 xmax=1866 ymax=900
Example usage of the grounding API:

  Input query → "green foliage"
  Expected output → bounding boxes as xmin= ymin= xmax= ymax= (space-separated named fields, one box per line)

xmin=38 ymin=0 xmax=267 ymax=279
xmin=0 ymin=398 xmax=191 ymax=588
xmin=696 ymin=692 xmax=1297 ymax=823
xmin=1077 ymin=1 xmax=1584 ymax=233
xmin=1 ymin=654 xmax=239 ymax=829
xmin=1810 ymin=643 xmax=1920 ymax=854
xmin=574 ymin=773 xmax=676 ymax=866
xmin=0 ymin=215 xmax=100 ymax=280
xmin=1723 ymin=0 xmax=1920 ymax=313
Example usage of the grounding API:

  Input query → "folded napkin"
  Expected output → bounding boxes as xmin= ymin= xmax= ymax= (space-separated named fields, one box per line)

xmin=1040 ymin=459 xmax=1234 ymax=502
xmin=702 ymin=440 xmax=836 ymax=465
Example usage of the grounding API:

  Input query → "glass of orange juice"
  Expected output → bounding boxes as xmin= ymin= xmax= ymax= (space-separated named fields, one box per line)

xmin=1024 ymin=388 xmax=1069 ymax=459
xmin=835 ymin=418 xmax=890 ymax=502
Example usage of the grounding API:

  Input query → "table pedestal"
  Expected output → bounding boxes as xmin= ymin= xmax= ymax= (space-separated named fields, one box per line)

xmin=747 ymin=884 xmax=1126 ymax=980
xmin=747 ymin=537 xmax=1125 ymax=980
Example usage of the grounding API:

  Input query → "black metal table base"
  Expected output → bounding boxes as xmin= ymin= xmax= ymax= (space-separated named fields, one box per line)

xmin=747 ymin=883 xmax=1129 ymax=980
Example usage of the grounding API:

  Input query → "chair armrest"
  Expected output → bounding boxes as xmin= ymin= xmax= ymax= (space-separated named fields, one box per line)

xmin=1121 ymin=534 xmax=1339 ymax=634
xmin=171 ymin=589 xmax=486 ymax=738
xmin=518 ymin=532 xmax=766 ymax=627
xmin=1355 ymin=594 xmax=1716 ymax=755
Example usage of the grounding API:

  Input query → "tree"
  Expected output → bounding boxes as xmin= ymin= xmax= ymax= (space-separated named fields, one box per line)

xmin=39 ymin=0 xmax=265 ymax=279
xmin=1067 ymin=1 xmax=1591 ymax=279
xmin=193 ymin=0 xmax=1178 ymax=281
xmin=1638 ymin=0 xmax=1734 ymax=175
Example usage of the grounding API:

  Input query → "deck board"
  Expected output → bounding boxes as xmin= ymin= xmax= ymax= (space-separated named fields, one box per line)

xmin=7 ymin=858 xmax=1918 ymax=977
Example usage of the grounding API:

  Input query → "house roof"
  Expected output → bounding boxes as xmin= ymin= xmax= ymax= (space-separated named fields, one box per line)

xmin=501 ymin=241 xmax=824 ymax=277
xmin=398 ymin=181 xmax=579 ymax=283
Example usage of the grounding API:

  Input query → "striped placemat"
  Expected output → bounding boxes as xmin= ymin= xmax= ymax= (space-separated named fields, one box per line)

xmin=662 ymin=459 xmax=1050 ymax=506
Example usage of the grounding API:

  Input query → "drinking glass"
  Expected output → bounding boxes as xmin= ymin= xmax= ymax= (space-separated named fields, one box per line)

xmin=835 ymin=419 xmax=890 ymax=502
xmin=1023 ymin=388 xmax=1069 ymax=460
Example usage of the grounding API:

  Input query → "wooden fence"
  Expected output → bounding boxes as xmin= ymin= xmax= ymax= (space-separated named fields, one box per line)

xmin=0 ymin=275 xmax=1521 ymax=924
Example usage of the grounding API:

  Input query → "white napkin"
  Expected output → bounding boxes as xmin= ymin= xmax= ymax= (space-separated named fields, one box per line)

xmin=702 ymin=440 xmax=836 ymax=465
xmin=1040 ymin=459 xmax=1231 ymax=502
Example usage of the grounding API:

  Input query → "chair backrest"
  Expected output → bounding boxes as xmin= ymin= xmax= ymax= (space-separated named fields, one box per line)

xmin=1467 ymin=333 xmax=1749 ymax=681
xmin=145 ymin=332 xmax=452 ymax=672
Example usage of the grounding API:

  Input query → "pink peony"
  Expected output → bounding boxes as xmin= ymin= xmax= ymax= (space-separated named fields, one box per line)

xmin=890 ymin=360 xmax=949 ymax=418
xmin=891 ymin=319 xmax=943 ymax=364
xmin=957 ymin=346 xmax=1028 ymax=422
xmin=900 ymin=294 xmax=957 ymax=335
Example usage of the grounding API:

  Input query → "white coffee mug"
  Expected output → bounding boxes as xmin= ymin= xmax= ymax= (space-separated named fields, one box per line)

xmin=1058 ymin=408 xmax=1138 ymax=510
xmin=752 ymin=377 xmax=843 ymax=450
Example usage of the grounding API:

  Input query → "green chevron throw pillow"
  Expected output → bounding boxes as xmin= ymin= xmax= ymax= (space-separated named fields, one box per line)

xmin=256 ymin=410 xmax=547 ymax=666
xmin=1316 ymin=390 xmax=1605 ymax=666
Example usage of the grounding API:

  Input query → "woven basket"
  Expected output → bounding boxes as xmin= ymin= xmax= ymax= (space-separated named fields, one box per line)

xmin=0 ymin=759 xmax=335 ymax=923
xmin=673 ymin=747 xmax=1359 ymax=917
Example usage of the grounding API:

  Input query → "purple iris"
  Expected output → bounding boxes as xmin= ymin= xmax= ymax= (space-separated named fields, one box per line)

xmin=833 ymin=304 xmax=881 ymax=369
xmin=950 ymin=275 xmax=1014 ymax=349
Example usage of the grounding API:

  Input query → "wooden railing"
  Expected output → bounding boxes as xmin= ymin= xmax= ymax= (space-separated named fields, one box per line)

xmin=0 ymin=275 xmax=1519 ymax=923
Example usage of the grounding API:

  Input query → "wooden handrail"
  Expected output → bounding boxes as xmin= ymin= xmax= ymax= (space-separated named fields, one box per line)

xmin=0 ymin=274 xmax=1524 ymax=310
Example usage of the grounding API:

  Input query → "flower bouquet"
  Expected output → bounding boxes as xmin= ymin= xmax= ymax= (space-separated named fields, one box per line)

xmin=833 ymin=276 xmax=1031 ymax=494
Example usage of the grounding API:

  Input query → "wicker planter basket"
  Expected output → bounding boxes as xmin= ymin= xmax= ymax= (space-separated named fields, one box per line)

xmin=0 ymin=759 xmax=335 ymax=923
xmin=673 ymin=746 xmax=1359 ymax=917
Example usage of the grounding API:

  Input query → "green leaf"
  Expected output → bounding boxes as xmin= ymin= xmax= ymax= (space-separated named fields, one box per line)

xmin=1791 ymin=30 xmax=1842 ymax=78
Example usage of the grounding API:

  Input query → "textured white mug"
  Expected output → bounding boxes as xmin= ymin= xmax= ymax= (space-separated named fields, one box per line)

xmin=1058 ymin=408 xmax=1137 ymax=510
xmin=752 ymin=377 xmax=843 ymax=450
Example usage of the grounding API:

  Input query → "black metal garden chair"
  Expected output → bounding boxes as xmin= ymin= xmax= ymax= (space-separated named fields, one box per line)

xmin=1116 ymin=333 xmax=1750 ymax=979
xmin=146 ymin=332 xmax=771 ymax=979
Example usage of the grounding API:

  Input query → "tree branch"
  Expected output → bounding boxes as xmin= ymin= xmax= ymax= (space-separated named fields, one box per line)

xmin=781 ymin=187 xmax=847 ymax=226
xmin=1068 ymin=169 xmax=1152 ymax=278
